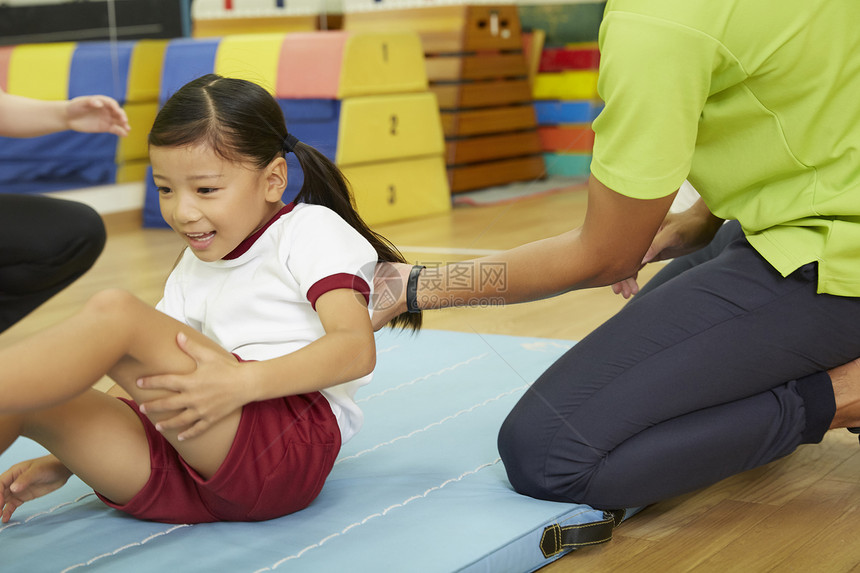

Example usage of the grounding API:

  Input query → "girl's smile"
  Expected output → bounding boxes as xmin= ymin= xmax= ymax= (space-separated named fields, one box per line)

xmin=185 ymin=231 xmax=217 ymax=251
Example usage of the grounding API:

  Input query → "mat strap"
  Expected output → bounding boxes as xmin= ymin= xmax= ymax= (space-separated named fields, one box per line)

xmin=539 ymin=509 xmax=625 ymax=558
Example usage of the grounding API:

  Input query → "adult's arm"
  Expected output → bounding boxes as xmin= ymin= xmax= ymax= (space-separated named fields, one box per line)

xmin=0 ymin=88 xmax=129 ymax=138
xmin=373 ymin=175 xmax=676 ymax=326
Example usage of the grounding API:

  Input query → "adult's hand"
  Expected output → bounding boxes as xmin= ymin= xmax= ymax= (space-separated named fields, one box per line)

xmin=66 ymin=95 xmax=130 ymax=137
xmin=611 ymin=198 xmax=724 ymax=298
xmin=371 ymin=261 xmax=412 ymax=331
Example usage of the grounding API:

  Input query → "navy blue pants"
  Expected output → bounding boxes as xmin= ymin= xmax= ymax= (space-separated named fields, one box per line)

xmin=498 ymin=221 xmax=860 ymax=509
xmin=0 ymin=195 xmax=105 ymax=332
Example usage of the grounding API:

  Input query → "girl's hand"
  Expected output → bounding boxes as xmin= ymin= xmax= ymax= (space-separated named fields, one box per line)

xmin=0 ymin=455 xmax=72 ymax=523
xmin=66 ymin=95 xmax=130 ymax=137
xmin=136 ymin=333 xmax=251 ymax=441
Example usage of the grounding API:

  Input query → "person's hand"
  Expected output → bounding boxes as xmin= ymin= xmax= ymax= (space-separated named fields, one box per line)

xmin=66 ymin=95 xmax=130 ymax=137
xmin=611 ymin=201 xmax=724 ymax=298
xmin=0 ymin=455 xmax=72 ymax=523
xmin=371 ymin=261 xmax=413 ymax=330
xmin=136 ymin=333 xmax=249 ymax=441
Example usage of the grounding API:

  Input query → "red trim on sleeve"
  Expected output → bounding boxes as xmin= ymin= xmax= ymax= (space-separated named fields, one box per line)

xmin=307 ymin=273 xmax=371 ymax=310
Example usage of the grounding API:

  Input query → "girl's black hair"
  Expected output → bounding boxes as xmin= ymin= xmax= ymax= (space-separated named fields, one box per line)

xmin=149 ymin=74 xmax=420 ymax=330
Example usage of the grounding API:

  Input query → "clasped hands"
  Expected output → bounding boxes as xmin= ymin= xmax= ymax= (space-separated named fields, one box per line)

xmin=135 ymin=333 xmax=250 ymax=442
xmin=611 ymin=202 xmax=724 ymax=298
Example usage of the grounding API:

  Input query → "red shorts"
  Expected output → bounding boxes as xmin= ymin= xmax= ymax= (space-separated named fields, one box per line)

xmin=96 ymin=393 xmax=341 ymax=523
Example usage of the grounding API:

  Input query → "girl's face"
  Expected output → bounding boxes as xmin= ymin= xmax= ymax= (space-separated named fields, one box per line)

xmin=151 ymin=143 xmax=286 ymax=262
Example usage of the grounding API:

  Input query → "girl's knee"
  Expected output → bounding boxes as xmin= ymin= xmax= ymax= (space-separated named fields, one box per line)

xmin=84 ymin=289 xmax=143 ymax=318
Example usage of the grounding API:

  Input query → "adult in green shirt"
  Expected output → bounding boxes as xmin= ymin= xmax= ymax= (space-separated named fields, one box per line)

xmin=378 ymin=0 xmax=860 ymax=509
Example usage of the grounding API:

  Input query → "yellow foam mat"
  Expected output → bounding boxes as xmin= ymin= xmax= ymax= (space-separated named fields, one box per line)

xmin=7 ymin=43 xmax=76 ymax=100
xmin=342 ymin=155 xmax=451 ymax=225
xmin=126 ymin=40 xmax=168 ymax=103
xmin=215 ymin=34 xmax=285 ymax=94
xmin=336 ymin=93 xmax=444 ymax=166
xmin=533 ymin=70 xmax=599 ymax=100
xmin=117 ymin=102 xmax=159 ymax=162
xmin=116 ymin=159 xmax=150 ymax=183
xmin=338 ymin=32 xmax=427 ymax=98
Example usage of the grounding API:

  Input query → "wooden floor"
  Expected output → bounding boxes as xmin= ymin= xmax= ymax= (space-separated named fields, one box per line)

xmin=2 ymin=187 xmax=859 ymax=571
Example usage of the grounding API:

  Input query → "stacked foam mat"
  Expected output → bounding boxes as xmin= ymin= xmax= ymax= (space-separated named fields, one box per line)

xmin=517 ymin=1 xmax=607 ymax=179
xmin=345 ymin=4 xmax=546 ymax=194
xmin=136 ymin=31 xmax=451 ymax=227
xmin=0 ymin=40 xmax=166 ymax=193
xmin=534 ymin=43 xmax=603 ymax=178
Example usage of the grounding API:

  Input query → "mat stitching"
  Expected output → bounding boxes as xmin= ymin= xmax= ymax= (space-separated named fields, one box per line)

xmin=59 ymin=524 xmax=192 ymax=572
xmin=335 ymin=384 xmax=527 ymax=465
xmin=357 ymin=353 xmax=488 ymax=403
xmin=253 ymin=459 xmax=501 ymax=571
xmin=0 ymin=492 xmax=97 ymax=534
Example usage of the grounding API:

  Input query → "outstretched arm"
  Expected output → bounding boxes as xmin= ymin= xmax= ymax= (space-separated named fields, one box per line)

xmin=373 ymin=175 xmax=676 ymax=327
xmin=0 ymin=87 xmax=130 ymax=138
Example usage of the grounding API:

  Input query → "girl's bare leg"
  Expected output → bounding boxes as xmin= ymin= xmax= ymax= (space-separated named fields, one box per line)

xmin=0 ymin=288 xmax=241 ymax=478
xmin=1 ymin=390 xmax=151 ymax=505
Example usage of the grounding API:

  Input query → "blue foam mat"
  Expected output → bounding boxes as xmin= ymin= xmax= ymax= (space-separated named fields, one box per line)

xmin=159 ymin=38 xmax=219 ymax=104
xmin=0 ymin=158 xmax=116 ymax=193
xmin=534 ymin=101 xmax=603 ymax=125
xmin=0 ymin=330 xmax=634 ymax=572
xmin=69 ymin=42 xmax=133 ymax=101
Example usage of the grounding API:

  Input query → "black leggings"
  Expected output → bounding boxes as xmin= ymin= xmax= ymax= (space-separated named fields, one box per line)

xmin=498 ymin=221 xmax=859 ymax=509
xmin=0 ymin=195 xmax=105 ymax=332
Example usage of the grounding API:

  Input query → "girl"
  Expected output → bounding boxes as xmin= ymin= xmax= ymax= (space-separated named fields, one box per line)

xmin=0 ymin=74 xmax=419 ymax=524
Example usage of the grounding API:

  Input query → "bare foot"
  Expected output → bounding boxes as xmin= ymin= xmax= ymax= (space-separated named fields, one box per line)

xmin=828 ymin=358 xmax=860 ymax=429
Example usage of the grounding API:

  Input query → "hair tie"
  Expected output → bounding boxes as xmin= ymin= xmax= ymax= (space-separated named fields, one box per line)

xmin=282 ymin=133 xmax=300 ymax=154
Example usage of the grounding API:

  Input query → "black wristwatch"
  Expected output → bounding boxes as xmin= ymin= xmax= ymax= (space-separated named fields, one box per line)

xmin=406 ymin=265 xmax=425 ymax=313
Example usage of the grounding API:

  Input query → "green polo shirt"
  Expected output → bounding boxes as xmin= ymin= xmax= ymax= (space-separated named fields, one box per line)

xmin=591 ymin=0 xmax=860 ymax=296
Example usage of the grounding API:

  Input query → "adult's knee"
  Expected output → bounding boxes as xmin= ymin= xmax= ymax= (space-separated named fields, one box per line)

xmin=498 ymin=403 xmax=603 ymax=505
xmin=65 ymin=203 xmax=107 ymax=268
xmin=498 ymin=407 xmax=576 ymax=502
xmin=50 ymin=202 xmax=106 ymax=281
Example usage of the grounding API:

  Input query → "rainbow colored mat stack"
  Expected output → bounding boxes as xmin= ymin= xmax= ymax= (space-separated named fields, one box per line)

xmin=533 ymin=43 xmax=603 ymax=178
xmin=0 ymin=31 xmax=451 ymax=228
xmin=137 ymin=31 xmax=452 ymax=227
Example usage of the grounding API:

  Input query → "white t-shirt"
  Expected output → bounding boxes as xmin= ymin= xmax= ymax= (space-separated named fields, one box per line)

xmin=156 ymin=202 xmax=378 ymax=444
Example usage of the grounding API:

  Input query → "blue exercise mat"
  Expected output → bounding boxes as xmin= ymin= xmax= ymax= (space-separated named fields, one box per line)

xmin=0 ymin=330 xmax=634 ymax=572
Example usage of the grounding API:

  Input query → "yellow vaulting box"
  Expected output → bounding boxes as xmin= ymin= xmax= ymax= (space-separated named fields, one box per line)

xmin=346 ymin=5 xmax=545 ymax=194
xmin=342 ymin=156 xmax=451 ymax=225
xmin=336 ymin=93 xmax=444 ymax=166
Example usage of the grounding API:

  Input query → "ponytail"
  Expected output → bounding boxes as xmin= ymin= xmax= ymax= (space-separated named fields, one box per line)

xmin=291 ymin=141 xmax=421 ymax=331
